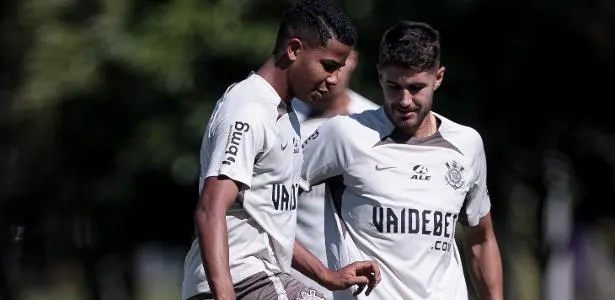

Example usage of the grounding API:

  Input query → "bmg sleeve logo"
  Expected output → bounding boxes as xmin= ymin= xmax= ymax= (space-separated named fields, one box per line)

xmin=222 ymin=121 xmax=250 ymax=165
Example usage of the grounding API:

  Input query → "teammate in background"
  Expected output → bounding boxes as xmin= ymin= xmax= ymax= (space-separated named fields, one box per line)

xmin=300 ymin=20 xmax=503 ymax=299
xmin=292 ymin=50 xmax=378 ymax=123
xmin=182 ymin=1 xmax=380 ymax=299
xmin=290 ymin=49 xmax=378 ymax=300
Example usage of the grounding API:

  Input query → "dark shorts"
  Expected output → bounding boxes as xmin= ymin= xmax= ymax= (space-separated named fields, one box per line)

xmin=187 ymin=271 xmax=326 ymax=300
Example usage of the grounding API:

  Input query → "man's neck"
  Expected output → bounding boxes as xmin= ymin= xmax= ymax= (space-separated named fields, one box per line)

xmin=256 ymin=57 xmax=293 ymax=103
xmin=392 ymin=112 xmax=437 ymax=138
xmin=413 ymin=112 xmax=437 ymax=138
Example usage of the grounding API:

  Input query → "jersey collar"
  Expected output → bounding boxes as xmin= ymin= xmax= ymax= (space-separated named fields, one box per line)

xmin=247 ymin=72 xmax=283 ymax=108
xmin=376 ymin=108 xmax=449 ymax=142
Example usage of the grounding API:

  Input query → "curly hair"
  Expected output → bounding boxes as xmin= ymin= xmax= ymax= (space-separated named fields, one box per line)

xmin=378 ymin=21 xmax=441 ymax=72
xmin=272 ymin=0 xmax=358 ymax=55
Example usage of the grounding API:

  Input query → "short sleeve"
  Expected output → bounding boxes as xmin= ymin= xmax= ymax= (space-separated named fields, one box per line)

xmin=462 ymin=134 xmax=491 ymax=227
xmin=202 ymin=110 xmax=266 ymax=188
xmin=300 ymin=116 xmax=354 ymax=191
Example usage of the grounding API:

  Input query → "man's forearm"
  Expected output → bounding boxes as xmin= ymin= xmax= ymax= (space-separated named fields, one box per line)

xmin=293 ymin=241 xmax=381 ymax=295
xmin=469 ymin=236 xmax=503 ymax=300
xmin=195 ymin=207 xmax=234 ymax=298
xmin=292 ymin=241 xmax=333 ymax=289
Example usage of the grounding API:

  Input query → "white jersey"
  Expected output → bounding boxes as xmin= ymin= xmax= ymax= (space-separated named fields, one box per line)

xmin=291 ymin=92 xmax=377 ymax=300
xmin=300 ymin=107 xmax=491 ymax=300
xmin=292 ymin=89 xmax=379 ymax=123
xmin=182 ymin=73 xmax=303 ymax=299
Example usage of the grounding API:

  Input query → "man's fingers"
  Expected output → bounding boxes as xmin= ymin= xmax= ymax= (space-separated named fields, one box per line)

xmin=365 ymin=261 xmax=381 ymax=284
xmin=365 ymin=284 xmax=374 ymax=296
xmin=371 ymin=261 xmax=381 ymax=283
xmin=343 ymin=261 xmax=381 ymax=295
xmin=351 ymin=275 xmax=369 ymax=286
xmin=353 ymin=261 xmax=381 ymax=284
xmin=368 ymin=272 xmax=379 ymax=287
xmin=353 ymin=284 xmax=366 ymax=296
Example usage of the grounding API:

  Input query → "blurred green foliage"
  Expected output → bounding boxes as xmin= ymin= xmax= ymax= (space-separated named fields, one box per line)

xmin=1 ymin=0 xmax=614 ymax=299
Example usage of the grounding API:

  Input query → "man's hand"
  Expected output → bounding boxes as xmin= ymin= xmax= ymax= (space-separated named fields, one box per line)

xmin=292 ymin=242 xmax=381 ymax=296
xmin=322 ymin=261 xmax=381 ymax=296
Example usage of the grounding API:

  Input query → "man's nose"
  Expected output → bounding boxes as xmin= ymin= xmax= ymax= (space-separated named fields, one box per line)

xmin=325 ymin=70 xmax=340 ymax=87
xmin=399 ymin=89 xmax=413 ymax=106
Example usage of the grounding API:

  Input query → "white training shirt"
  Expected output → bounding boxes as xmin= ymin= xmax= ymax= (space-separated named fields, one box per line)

xmin=182 ymin=73 xmax=303 ymax=299
xmin=291 ymin=89 xmax=379 ymax=123
xmin=300 ymin=107 xmax=491 ymax=300
xmin=291 ymin=92 xmax=378 ymax=300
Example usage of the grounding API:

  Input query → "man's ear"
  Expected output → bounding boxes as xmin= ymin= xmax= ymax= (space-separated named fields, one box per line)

xmin=434 ymin=66 xmax=445 ymax=90
xmin=345 ymin=50 xmax=358 ymax=72
xmin=286 ymin=38 xmax=303 ymax=62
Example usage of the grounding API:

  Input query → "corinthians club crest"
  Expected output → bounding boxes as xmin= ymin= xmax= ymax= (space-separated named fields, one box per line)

xmin=445 ymin=160 xmax=465 ymax=190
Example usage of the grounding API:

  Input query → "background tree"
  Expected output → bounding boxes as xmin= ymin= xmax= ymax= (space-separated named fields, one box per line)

xmin=1 ymin=0 xmax=614 ymax=299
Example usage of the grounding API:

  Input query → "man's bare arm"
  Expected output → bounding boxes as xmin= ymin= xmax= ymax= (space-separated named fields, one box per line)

xmin=195 ymin=176 xmax=241 ymax=300
xmin=464 ymin=213 xmax=504 ymax=300
xmin=292 ymin=241 xmax=381 ymax=296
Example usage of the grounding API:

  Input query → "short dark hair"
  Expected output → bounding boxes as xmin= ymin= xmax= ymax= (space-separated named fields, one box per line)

xmin=378 ymin=21 xmax=441 ymax=72
xmin=272 ymin=0 xmax=358 ymax=55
